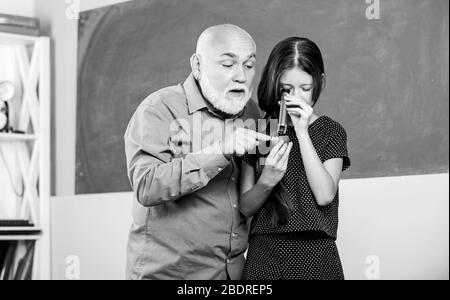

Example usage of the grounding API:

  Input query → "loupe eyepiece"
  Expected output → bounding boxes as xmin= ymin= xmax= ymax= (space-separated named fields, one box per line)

xmin=278 ymin=89 xmax=289 ymax=135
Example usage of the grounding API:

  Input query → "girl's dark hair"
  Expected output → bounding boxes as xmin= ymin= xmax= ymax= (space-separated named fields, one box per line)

xmin=257 ymin=37 xmax=326 ymax=227
xmin=258 ymin=37 xmax=325 ymax=118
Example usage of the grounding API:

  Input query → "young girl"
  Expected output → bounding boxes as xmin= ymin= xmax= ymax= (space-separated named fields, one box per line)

xmin=239 ymin=37 xmax=351 ymax=280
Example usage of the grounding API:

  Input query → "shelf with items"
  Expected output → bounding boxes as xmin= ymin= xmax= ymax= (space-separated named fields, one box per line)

xmin=0 ymin=226 xmax=41 ymax=241
xmin=0 ymin=227 xmax=41 ymax=233
xmin=0 ymin=31 xmax=51 ymax=280
xmin=0 ymin=235 xmax=41 ymax=241
xmin=0 ymin=133 xmax=36 ymax=142
xmin=0 ymin=231 xmax=42 ymax=241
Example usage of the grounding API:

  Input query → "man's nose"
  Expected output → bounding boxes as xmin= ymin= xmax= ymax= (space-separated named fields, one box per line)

xmin=232 ymin=65 xmax=247 ymax=83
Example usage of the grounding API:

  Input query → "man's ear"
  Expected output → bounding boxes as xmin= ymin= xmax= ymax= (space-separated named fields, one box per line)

xmin=190 ymin=53 xmax=201 ymax=81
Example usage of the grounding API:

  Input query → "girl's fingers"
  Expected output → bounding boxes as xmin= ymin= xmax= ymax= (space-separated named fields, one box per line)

xmin=284 ymin=94 xmax=307 ymax=102
xmin=267 ymin=141 xmax=284 ymax=160
xmin=286 ymin=100 xmax=308 ymax=111
xmin=288 ymin=106 xmax=308 ymax=115
xmin=285 ymin=97 xmax=312 ymax=109
xmin=265 ymin=157 xmax=275 ymax=167
xmin=287 ymin=100 xmax=310 ymax=111
xmin=287 ymin=107 xmax=304 ymax=117
xmin=280 ymin=152 xmax=289 ymax=171
xmin=282 ymin=152 xmax=289 ymax=171
xmin=278 ymin=142 xmax=292 ymax=167
xmin=275 ymin=143 xmax=288 ymax=161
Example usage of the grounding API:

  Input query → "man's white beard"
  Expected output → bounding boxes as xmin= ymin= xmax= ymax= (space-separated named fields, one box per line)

xmin=199 ymin=73 xmax=252 ymax=116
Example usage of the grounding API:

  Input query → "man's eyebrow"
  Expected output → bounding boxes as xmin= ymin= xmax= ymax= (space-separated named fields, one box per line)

xmin=220 ymin=53 xmax=237 ymax=59
xmin=219 ymin=53 xmax=256 ymax=60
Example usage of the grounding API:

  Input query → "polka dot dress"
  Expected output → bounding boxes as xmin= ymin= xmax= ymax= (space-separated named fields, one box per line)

xmin=240 ymin=115 xmax=351 ymax=280
xmin=242 ymin=232 xmax=345 ymax=280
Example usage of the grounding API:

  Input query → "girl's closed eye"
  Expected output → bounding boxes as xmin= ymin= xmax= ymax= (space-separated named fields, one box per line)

xmin=245 ymin=61 xmax=255 ymax=69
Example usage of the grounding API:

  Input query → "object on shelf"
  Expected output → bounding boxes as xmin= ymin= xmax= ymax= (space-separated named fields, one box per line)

xmin=13 ymin=241 xmax=35 ymax=280
xmin=0 ymin=81 xmax=16 ymax=133
xmin=0 ymin=240 xmax=35 ymax=280
xmin=0 ymin=220 xmax=34 ymax=227
xmin=0 ymin=219 xmax=39 ymax=236
xmin=0 ymin=101 xmax=9 ymax=132
xmin=0 ymin=241 xmax=17 ymax=280
xmin=0 ymin=14 xmax=39 ymax=36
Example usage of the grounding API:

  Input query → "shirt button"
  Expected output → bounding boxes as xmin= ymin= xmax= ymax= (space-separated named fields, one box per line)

xmin=218 ymin=167 xmax=223 ymax=172
xmin=233 ymin=204 xmax=237 ymax=209
xmin=232 ymin=233 xmax=238 ymax=238
xmin=231 ymin=177 xmax=236 ymax=181
xmin=227 ymin=258 xmax=232 ymax=264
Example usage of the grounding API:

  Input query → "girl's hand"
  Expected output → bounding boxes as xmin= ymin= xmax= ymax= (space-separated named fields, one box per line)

xmin=258 ymin=141 xmax=293 ymax=188
xmin=284 ymin=94 xmax=314 ymax=133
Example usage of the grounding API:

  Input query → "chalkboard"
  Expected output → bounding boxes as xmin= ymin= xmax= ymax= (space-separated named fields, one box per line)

xmin=76 ymin=0 xmax=449 ymax=194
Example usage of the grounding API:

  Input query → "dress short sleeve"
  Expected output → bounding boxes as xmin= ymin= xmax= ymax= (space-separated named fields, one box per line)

xmin=322 ymin=121 xmax=351 ymax=172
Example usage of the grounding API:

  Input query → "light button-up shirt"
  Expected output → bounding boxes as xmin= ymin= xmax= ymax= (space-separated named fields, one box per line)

xmin=124 ymin=73 xmax=260 ymax=280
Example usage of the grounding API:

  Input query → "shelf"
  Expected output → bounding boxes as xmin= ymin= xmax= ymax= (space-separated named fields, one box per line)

xmin=0 ymin=227 xmax=41 ymax=233
xmin=0 ymin=133 xmax=36 ymax=142
xmin=0 ymin=31 xmax=40 ymax=46
xmin=0 ymin=235 xmax=41 ymax=241
xmin=0 ymin=226 xmax=42 ymax=241
xmin=0 ymin=33 xmax=51 ymax=279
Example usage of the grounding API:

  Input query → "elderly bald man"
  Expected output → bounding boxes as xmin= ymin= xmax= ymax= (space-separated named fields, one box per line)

xmin=124 ymin=24 xmax=270 ymax=280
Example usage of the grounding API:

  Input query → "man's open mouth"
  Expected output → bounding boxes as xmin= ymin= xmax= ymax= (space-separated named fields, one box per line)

xmin=228 ymin=89 xmax=246 ymax=97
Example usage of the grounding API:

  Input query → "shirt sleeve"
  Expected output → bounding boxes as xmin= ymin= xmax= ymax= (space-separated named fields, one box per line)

xmin=241 ymin=153 xmax=259 ymax=168
xmin=322 ymin=121 xmax=351 ymax=172
xmin=124 ymin=102 xmax=230 ymax=207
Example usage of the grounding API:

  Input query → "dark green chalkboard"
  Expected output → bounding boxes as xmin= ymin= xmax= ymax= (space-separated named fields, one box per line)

xmin=76 ymin=0 xmax=449 ymax=194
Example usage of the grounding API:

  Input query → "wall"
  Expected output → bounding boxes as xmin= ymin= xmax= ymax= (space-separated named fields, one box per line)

xmin=34 ymin=0 xmax=77 ymax=197
xmin=33 ymin=0 xmax=131 ymax=197
xmin=79 ymin=0 xmax=132 ymax=11
xmin=75 ymin=0 xmax=449 ymax=194
xmin=338 ymin=174 xmax=449 ymax=280
xmin=29 ymin=0 xmax=450 ymax=280
xmin=0 ymin=0 xmax=35 ymax=17
xmin=51 ymin=192 xmax=132 ymax=280
xmin=49 ymin=174 xmax=449 ymax=280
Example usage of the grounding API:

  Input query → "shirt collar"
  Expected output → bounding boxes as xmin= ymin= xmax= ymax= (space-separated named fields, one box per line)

xmin=183 ymin=73 xmax=247 ymax=120
xmin=183 ymin=73 xmax=208 ymax=115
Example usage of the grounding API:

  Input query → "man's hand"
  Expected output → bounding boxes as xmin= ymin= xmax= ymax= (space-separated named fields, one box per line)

xmin=222 ymin=128 xmax=272 ymax=157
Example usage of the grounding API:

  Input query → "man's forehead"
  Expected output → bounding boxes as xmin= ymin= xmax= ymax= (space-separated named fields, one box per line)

xmin=208 ymin=39 xmax=256 ymax=60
